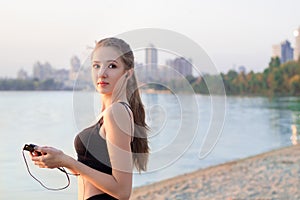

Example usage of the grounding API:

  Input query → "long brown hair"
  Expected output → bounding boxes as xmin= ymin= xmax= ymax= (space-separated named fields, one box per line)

xmin=94 ymin=37 xmax=149 ymax=172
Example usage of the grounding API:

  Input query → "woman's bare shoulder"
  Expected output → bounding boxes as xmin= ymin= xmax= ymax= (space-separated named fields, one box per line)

xmin=105 ymin=102 xmax=131 ymax=119
xmin=103 ymin=102 xmax=132 ymax=134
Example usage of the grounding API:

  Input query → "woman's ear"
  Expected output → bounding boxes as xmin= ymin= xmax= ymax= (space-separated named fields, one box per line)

xmin=126 ymin=69 xmax=134 ymax=79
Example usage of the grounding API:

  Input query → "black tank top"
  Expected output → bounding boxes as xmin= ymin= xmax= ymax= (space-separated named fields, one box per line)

xmin=74 ymin=117 xmax=112 ymax=174
xmin=74 ymin=102 xmax=132 ymax=174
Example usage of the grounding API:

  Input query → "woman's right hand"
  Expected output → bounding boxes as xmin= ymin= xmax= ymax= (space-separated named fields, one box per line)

xmin=30 ymin=146 xmax=66 ymax=169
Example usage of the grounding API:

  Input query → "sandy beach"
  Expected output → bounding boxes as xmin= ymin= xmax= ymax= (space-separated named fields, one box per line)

xmin=131 ymin=144 xmax=300 ymax=200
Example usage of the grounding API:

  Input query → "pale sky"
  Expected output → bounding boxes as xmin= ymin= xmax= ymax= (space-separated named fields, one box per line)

xmin=1 ymin=0 xmax=300 ymax=77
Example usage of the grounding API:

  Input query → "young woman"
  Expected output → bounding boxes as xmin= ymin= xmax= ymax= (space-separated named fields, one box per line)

xmin=31 ymin=38 xmax=149 ymax=200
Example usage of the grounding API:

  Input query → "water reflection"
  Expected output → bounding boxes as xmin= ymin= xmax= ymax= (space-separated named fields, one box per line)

xmin=291 ymin=124 xmax=298 ymax=145
xmin=267 ymin=97 xmax=300 ymax=146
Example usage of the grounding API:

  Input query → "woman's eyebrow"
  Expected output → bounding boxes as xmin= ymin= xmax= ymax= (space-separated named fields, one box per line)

xmin=107 ymin=59 xmax=118 ymax=63
xmin=92 ymin=60 xmax=118 ymax=63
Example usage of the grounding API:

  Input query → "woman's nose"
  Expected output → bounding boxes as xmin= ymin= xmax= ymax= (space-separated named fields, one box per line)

xmin=98 ymin=66 xmax=107 ymax=78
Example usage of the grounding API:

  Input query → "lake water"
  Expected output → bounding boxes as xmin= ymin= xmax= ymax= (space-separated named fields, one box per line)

xmin=0 ymin=91 xmax=299 ymax=199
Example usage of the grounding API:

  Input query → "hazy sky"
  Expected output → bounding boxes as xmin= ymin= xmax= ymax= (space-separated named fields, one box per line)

xmin=1 ymin=0 xmax=300 ymax=77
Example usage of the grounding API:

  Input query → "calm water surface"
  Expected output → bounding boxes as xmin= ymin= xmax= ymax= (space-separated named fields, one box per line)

xmin=0 ymin=91 xmax=299 ymax=199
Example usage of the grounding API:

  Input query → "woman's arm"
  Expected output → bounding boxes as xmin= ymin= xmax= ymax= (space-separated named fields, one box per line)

xmin=32 ymin=103 xmax=133 ymax=200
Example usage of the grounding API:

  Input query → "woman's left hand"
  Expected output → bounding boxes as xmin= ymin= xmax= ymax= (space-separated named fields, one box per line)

xmin=31 ymin=146 xmax=66 ymax=169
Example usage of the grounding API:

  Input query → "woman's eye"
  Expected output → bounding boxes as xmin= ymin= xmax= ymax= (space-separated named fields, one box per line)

xmin=92 ymin=64 xmax=101 ymax=69
xmin=108 ymin=64 xmax=117 ymax=69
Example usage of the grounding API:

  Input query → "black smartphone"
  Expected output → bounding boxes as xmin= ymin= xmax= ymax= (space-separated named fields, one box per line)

xmin=23 ymin=144 xmax=42 ymax=156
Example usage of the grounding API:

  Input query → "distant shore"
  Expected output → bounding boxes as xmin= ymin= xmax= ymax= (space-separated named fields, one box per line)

xmin=140 ymin=89 xmax=171 ymax=94
xmin=131 ymin=144 xmax=300 ymax=200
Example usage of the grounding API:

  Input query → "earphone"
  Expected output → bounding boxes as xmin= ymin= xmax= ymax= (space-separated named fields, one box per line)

xmin=125 ymin=72 xmax=129 ymax=78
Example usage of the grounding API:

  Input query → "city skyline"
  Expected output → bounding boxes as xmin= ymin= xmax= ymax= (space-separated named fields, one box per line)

xmin=9 ymin=44 xmax=195 ymax=90
xmin=15 ymin=44 xmax=194 ymax=81
xmin=1 ymin=0 xmax=300 ymax=77
xmin=10 ymin=27 xmax=300 ymax=81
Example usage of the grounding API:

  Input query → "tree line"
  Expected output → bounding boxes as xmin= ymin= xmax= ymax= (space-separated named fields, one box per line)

xmin=189 ymin=57 xmax=300 ymax=96
xmin=0 ymin=78 xmax=69 ymax=90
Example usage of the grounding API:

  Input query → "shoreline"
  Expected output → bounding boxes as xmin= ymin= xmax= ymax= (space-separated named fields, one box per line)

xmin=131 ymin=144 xmax=300 ymax=199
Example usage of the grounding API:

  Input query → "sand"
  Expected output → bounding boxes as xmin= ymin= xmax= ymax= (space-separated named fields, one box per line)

xmin=131 ymin=144 xmax=300 ymax=200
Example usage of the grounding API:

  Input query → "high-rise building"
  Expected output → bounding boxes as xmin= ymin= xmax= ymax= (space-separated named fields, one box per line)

xmin=145 ymin=44 xmax=158 ymax=80
xmin=54 ymin=69 xmax=69 ymax=82
xmin=280 ymin=40 xmax=294 ymax=63
xmin=272 ymin=40 xmax=294 ymax=64
xmin=166 ymin=57 xmax=193 ymax=79
xmin=70 ymin=56 xmax=81 ymax=72
xmin=172 ymin=57 xmax=193 ymax=77
xmin=272 ymin=44 xmax=281 ymax=58
xmin=33 ymin=61 xmax=53 ymax=80
xmin=17 ymin=69 xmax=28 ymax=80
xmin=69 ymin=56 xmax=81 ymax=80
xmin=294 ymin=27 xmax=300 ymax=61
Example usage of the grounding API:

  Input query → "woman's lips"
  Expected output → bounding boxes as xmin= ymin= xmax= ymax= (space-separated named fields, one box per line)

xmin=97 ymin=81 xmax=109 ymax=86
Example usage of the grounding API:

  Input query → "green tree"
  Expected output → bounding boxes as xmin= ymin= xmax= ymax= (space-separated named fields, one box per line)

xmin=268 ymin=56 xmax=281 ymax=70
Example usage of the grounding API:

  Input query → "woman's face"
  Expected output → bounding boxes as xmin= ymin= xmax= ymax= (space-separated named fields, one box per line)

xmin=92 ymin=46 xmax=127 ymax=95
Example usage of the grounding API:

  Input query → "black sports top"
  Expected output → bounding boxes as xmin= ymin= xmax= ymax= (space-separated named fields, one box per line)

xmin=74 ymin=117 xmax=112 ymax=174
xmin=74 ymin=102 xmax=132 ymax=175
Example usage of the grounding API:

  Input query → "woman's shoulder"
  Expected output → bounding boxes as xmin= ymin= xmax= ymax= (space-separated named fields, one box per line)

xmin=103 ymin=102 xmax=133 ymax=139
xmin=104 ymin=102 xmax=131 ymax=120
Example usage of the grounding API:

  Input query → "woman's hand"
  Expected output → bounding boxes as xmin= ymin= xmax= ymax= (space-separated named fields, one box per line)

xmin=31 ymin=146 xmax=66 ymax=169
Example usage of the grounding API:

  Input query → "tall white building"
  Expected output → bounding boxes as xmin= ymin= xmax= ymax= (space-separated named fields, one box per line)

xmin=145 ymin=44 xmax=158 ymax=81
xmin=33 ymin=61 xmax=53 ymax=80
xmin=294 ymin=27 xmax=300 ymax=61
xmin=69 ymin=55 xmax=81 ymax=80
xmin=272 ymin=44 xmax=281 ymax=58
